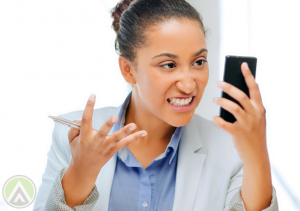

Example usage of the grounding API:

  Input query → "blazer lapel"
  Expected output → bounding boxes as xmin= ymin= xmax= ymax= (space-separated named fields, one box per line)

xmin=93 ymin=154 xmax=117 ymax=211
xmin=172 ymin=116 xmax=207 ymax=211
xmin=92 ymin=105 xmax=123 ymax=211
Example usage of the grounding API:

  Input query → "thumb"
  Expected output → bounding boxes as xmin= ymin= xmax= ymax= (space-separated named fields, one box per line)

xmin=67 ymin=120 xmax=81 ymax=144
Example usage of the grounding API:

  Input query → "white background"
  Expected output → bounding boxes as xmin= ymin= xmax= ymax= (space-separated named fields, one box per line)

xmin=0 ymin=0 xmax=299 ymax=210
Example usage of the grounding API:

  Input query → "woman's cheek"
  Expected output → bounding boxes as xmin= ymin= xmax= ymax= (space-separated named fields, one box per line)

xmin=198 ymin=69 xmax=209 ymax=89
xmin=138 ymin=71 xmax=167 ymax=106
xmin=145 ymin=71 xmax=170 ymax=92
xmin=194 ymin=71 xmax=209 ymax=104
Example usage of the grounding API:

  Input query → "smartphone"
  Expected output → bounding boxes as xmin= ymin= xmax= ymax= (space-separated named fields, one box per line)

xmin=220 ymin=55 xmax=257 ymax=123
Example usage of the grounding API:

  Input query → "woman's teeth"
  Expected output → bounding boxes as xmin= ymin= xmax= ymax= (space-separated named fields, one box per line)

xmin=169 ymin=97 xmax=193 ymax=106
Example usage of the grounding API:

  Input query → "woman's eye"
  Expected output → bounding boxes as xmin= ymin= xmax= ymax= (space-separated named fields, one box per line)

xmin=161 ymin=63 xmax=176 ymax=69
xmin=194 ymin=59 xmax=207 ymax=66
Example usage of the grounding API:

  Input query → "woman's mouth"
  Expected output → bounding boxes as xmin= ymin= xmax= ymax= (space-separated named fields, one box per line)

xmin=167 ymin=96 xmax=195 ymax=112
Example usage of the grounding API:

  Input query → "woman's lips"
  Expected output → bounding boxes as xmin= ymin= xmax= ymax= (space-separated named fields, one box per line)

xmin=167 ymin=96 xmax=195 ymax=112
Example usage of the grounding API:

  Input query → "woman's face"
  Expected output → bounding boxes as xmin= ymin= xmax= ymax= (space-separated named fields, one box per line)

xmin=130 ymin=18 xmax=208 ymax=127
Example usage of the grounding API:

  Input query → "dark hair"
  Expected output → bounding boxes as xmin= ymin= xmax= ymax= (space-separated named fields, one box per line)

xmin=111 ymin=0 xmax=206 ymax=66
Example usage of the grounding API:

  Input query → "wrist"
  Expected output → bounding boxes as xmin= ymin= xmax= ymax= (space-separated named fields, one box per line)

xmin=242 ymin=149 xmax=270 ymax=169
xmin=62 ymin=164 xmax=99 ymax=208
xmin=241 ymin=151 xmax=273 ymax=211
xmin=67 ymin=160 xmax=100 ymax=186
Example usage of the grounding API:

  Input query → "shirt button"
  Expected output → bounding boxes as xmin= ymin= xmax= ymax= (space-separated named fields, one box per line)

xmin=142 ymin=202 xmax=148 ymax=208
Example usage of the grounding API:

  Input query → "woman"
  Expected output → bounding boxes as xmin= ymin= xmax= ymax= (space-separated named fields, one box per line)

xmin=33 ymin=0 xmax=278 ymax=210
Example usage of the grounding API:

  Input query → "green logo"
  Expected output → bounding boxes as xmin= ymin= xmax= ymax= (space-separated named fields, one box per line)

xmin=2 ymin=175 xmax=36 ymax=208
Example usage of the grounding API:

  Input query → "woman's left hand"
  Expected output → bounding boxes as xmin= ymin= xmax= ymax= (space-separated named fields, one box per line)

xmin=213 ymin=62 xmax=267 ymax=165
xmin=213 ymin=62 xmax=273 ymax=210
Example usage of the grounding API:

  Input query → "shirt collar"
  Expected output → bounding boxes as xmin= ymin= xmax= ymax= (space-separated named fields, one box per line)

xmin=111 ymin=92 xmax=132 ymax=134
xmin=113 ymin=91 xmax=183 ymax=166
xmin=166 ymin=126 xmax=183 ymax=164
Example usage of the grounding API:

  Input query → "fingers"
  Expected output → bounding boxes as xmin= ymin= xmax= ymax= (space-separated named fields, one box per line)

xmin=213 ymin=97 xmax=248 ymax=125
xmin=113 ymin=130 xmax=147 ymax=152
xmin=100 ymin=119 xmax=147 ymax=154
xmin=241 ymin=62 xmax=263 ymax=105
xmin=95 ymin=115 xmax=119 ymax=140
xmin=81 ymin=94 xmax=96 ymax=134
xmin=68 ymin=120 xmax=81 ymax=143
xmin=217 ymin=81 xmax=254 ymax=114
xmin=106 ymin=123 xmax=138 ymax=144
xmin=213 ymin=116 xmax=236 ymax=134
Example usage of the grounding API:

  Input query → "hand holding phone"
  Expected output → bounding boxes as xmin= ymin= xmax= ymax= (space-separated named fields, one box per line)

xmin=220 ymin=56 xmax=257 ymax=123
xmin=213 ymin=58 xmax=272 ymax=211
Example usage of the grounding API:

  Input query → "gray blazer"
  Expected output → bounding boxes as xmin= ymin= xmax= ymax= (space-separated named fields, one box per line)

xmin=33 ymin=105 xmax=279 ymax=211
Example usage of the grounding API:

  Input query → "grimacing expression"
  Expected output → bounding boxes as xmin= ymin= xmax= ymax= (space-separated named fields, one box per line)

xmin=133 ymin=19 xmax=209 ymax=127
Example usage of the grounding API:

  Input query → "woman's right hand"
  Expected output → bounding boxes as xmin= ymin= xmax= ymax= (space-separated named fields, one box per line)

xmin=62 ymin=94 xmax=147 ymax=208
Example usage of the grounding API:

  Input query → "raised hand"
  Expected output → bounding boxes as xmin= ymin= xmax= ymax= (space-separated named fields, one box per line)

xmin=213 ymin=62 xmax=272 ymax=211
xmin=62 ymin=94 xmax=147 ymax=208
xmin=213 ymin=62 xmax=266 ymax=163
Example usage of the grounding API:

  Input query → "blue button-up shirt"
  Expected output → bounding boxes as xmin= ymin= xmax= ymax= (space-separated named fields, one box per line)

xmin=108 ymin=92 xmax=183 ymax=211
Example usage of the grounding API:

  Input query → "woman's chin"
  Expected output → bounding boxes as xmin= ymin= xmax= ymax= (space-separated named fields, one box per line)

xmin=165 ymin=113 xmax=195 ymax=127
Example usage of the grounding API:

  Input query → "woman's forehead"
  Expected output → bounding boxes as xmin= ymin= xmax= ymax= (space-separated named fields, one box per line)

xmin=137 ymin=19 xmax=206 ymax=60
xmin=141 ymin=19 xmax=207 ymax=58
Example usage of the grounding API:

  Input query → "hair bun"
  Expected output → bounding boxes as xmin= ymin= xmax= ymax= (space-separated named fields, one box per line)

xmin=111 ymin=0 xmax=135 ymax=33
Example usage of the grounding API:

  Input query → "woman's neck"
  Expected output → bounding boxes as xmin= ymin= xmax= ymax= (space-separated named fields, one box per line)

xmin=124 ymin=89 xmax=177 ymax=168
xmin=125 ymin=89 xmax=176 ymax=147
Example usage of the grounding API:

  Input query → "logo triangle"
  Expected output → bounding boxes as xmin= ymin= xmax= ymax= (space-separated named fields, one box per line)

xmin=9 ymin=187 xmax=29 ymax=206
xmin=7 ymin=180 xmax=32 ymax=207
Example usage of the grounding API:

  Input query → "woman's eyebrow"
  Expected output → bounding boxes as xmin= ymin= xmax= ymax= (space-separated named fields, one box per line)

xmin=151 ymin=48 xmax=208 ymax=60
xmin=193 ymin=48 xmax=208 ymax=57
xmin=152 ymin=53 xmax=177 ymax=59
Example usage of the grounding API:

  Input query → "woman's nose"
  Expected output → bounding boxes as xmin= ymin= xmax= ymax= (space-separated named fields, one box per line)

xmin=175 ymin=76 xmax=196 ymax=94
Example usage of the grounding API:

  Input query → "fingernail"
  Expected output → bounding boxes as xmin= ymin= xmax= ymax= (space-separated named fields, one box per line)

xmin=141 ymin=132 xmax=147 ymax=137
xmin=243 ymin=62 xmax=250 ymax=71
xmin=213 ymin=97 xmax=219 ymax=103
xmin=89 ymin=94 xmax=95 ymax=101
xmin=111 ymin=116 xmax=118 ymax=124
xmin=128 ymin=125 xmax=136 ymax=131
xmin=217 ymin=81 xmax=226 ymax=88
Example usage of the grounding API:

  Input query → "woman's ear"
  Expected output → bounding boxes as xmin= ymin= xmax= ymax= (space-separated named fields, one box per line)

xmin=119 ymin=56 xmax=136 ymax=85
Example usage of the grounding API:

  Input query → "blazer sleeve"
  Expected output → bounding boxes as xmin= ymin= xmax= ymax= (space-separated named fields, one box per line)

xmin=224 ymin=165 xmax=279 ymax=211
xmin=44 ymin=167 xmax=99 ymax=211
xmin=33 ymin=121 xmax=99 ymax=211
